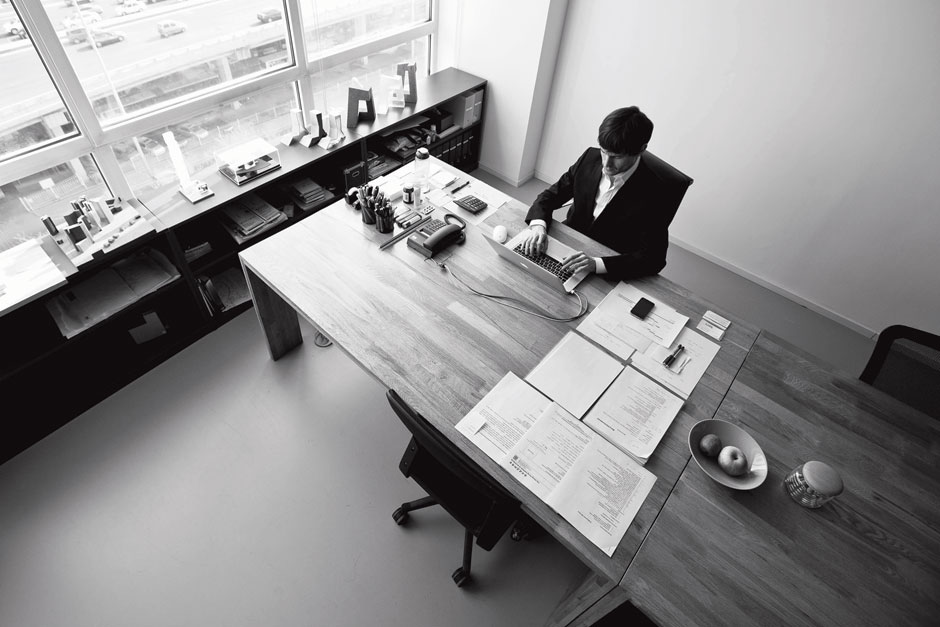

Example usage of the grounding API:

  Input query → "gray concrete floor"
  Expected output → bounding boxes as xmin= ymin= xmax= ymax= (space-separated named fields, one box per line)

xmin=0 ymin=172 xmax=876 ymax=626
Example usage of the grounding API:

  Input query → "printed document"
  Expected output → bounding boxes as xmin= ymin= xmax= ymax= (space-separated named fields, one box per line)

xmin=583 ymin=367 xmax=684 ymax=464
xmin=630 ymin=326 xmax=720 ymax=398
xmin=577 ymin=282 xmax=689 ymax=354
xmin=525 ymin=331 xmax=624 ymax=419
xmin=457 ymin=372 xmax=656 ymax=556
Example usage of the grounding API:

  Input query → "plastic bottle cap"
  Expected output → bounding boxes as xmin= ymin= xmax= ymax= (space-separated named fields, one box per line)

xmin=416 ymin=148 xmax=429 ymax=160
xmin=802 ymin=461 xmax=843 ymax=497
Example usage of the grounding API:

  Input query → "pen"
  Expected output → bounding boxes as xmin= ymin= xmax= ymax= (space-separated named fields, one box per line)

xmin=450 ymin=181 xmax=469 ymax=194
xmin=663 ymin=344 xmax=685 ymax=367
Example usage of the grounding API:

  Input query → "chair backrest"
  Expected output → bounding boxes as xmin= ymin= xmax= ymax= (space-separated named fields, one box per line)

xmin=643 ymin=150 xmax=693 ymax=226
xmin=387 ymin=390 xmax=520 ymax=549
xmin=860 ymin=325 xmax=940 ymax=419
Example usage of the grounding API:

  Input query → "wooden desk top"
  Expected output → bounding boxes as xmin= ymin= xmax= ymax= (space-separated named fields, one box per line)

xmin=239 ymin=182 xmax=759 ymax=582
xmin=622 ymin=331 xmax=940 ymax=626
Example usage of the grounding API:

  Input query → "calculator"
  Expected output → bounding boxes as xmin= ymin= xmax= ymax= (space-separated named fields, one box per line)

xmin=454 ymin=195 xmax=488 ymax=214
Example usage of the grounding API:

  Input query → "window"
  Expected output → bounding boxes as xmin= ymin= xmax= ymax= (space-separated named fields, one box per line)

xmin=40 ymin=0 xmax=294 ymax=124
xmin=114 ymin=83 xmax=297 ymax=210
xmin=312 ymin=37 xmax=428 ymax=116
xmin=0 ymin=155 xmax=107 ymax=252
xmin=301 ymin=0 xmax=430 ymax=58
xmin=0 ymin=8 xmax=75 ymax=162
xmin=0 ymin=0 xmax=437 ymax=249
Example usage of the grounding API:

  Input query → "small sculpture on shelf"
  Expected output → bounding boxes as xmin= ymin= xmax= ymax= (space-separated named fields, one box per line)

xmin=280 ymin=108 xmax=309 ymax=147
xmin=299 ymin=109 xmax=327 ymax=147
xmin=318 ymin=111 xmax=345 ymax=150
xmin=396 ymin=62 xmax=418 ymax=105
xmin=164 ymin=130 xmax=213 ymax=203
xmin=347 ymin=85 xmax=376 ymax=128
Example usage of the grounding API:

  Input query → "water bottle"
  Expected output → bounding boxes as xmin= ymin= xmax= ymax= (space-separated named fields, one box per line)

xmin=414 ymin=147 xmax=430 ymax=193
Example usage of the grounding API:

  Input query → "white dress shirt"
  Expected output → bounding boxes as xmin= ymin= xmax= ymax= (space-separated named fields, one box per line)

xmin=531 ymin=156 xmax=641 ymax=274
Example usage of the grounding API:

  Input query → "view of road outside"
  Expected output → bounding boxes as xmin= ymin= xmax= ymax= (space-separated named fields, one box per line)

xmin=0 ymin=0 xmax=429 ymax=251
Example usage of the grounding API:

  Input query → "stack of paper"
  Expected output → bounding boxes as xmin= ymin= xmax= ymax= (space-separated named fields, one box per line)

xmin=45 ymin=248 xmax=179 ymax=338
xmin=582 ymin=367 xmax=684 ymax=464
xmin=457 ymin=373 xmax=656 ymax=556
xmin=525 ymin=331 xmax=623 ymax=419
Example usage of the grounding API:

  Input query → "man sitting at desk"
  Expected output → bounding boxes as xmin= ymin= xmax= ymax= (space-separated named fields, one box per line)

xmin=521 ymin=106 xmax=688 ymax=281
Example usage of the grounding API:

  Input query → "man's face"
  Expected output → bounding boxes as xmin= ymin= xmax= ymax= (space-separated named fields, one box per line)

xmin=600 ymin=148 xmax=640 ymax=177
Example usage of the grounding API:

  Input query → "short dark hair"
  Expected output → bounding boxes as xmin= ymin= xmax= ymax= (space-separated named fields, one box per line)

xmin=597 ymin=107 xmax=653 ymax=156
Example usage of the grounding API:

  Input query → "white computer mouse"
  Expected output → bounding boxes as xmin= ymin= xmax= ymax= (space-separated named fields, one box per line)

xmin=493 ymin=225 xmax=508 ymax=244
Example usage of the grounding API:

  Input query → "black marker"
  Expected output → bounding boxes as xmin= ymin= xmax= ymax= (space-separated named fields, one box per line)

xmin=663 ymin=344 xmax=685 ymax=367
xmin=450 ymin=181 xmax=469 ymax=194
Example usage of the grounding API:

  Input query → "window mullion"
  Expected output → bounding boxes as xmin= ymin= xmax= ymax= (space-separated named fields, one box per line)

xmin=16 ymin=0 xmax=105 ymax=146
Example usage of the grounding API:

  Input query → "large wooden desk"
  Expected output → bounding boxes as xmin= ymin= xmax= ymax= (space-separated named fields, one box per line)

xmin=238 ymin=169 xmax=758 ymax=625
xmin=621 ymin=332 xmax=940 ymax=626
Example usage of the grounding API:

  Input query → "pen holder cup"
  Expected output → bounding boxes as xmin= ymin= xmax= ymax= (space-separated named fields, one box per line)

xmin=375 ymin=212 xmax=394 ymax=234
xmin=360 ymin=202 xmax=376 ymax=225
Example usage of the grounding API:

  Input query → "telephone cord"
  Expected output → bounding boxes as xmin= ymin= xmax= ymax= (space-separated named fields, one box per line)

xmin=437 ymin=260 xmax=589 ymax=322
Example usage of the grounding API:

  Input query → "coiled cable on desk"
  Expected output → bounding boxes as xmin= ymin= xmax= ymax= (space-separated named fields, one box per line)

xmin=436 ymin=259 xmax=589 ymax=322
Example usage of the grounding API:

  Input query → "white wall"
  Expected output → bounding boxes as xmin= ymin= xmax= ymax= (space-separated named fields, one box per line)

xmin=438 ymin=0 xmax=568 ymax=185
xmin=535 ymin=0 xmax=940 ymax=335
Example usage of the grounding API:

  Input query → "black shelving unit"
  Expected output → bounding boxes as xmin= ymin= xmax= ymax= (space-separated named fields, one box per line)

xmin=0 ymin=68 xmax=487 ymax=465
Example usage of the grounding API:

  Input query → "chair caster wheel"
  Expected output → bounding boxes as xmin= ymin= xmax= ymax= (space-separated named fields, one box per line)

xmin=452 ymin=567 xmax=471 ymax=588
xmin=393 ymin=507 xmax=409 ymax=525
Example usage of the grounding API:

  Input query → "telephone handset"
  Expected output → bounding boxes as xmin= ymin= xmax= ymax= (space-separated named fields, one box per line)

xmin=407 ymin=214 xmax=467 ymax=258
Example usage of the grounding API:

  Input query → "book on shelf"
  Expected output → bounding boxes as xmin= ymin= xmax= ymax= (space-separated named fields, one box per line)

xmin=275 ymin=177 xmax=335 ymax=213
xmin=218 ymin=193 xmax=288 ymax=244
xmin=183 ymin=241 xmax=213 ymax=263
xmin=197 ymin=267 xmax=250 ymax=315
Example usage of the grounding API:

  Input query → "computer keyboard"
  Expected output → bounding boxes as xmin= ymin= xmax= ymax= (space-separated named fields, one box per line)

xmin=513 ymin=244 xmax=574 ymax=280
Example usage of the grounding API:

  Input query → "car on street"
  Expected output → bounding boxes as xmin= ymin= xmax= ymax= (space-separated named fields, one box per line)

xmin=116 ymin=1 xmax=145 ymax=16
xmin=89 ymin=30 xmax=126 ymax=47
xmin=138 ymin=136 xmax=165 ymax=156
xmin=256 ymin=9 xmax=282 ymax=23
xmin=64 ymin=0 xmax=100 ymax=6
xmin=157 ymin=20 xmax=186 ymax=38
xmin=174 ymin=122 xmax=210 ymax=140
xmin=63 ymin=12 xmax=102 ymax=29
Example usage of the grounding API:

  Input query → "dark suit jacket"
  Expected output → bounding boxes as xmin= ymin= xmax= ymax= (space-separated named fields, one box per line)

xmin=525 ymin=148 xmax=689 ymax=280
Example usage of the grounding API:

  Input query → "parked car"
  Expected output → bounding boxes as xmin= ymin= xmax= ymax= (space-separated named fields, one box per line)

xmin=157 ymin=20 xmax=186 ymax=38
xmin=63 ymin=12 xmax=102 ymax=29
xmin=116 ymin=0 xmax=144 ymax=16
xmin=89 ymin=30 xmax=126 ymax=47
xmin=256 ymin=9 xmax=282 ymax=23
xmin=65 ymin=0 xmax=100 ymax=6
xmin=137 ymin=136 xmax=165 ymax=156
xmin=174 ymin=122 xmax=209 ymax=140
xmin=67 ymin=27 xmax=93 ymax=44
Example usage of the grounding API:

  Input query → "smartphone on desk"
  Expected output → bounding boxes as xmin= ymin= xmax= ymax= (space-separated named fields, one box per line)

xmin=631 ymin=297 xmax=655 ymax=320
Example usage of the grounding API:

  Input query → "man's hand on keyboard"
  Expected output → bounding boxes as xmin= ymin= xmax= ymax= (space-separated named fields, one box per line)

xmin=560 ymin=251 xmax=596 ymax=275
xmin=521 ymin=224 xmax=548 ymax=257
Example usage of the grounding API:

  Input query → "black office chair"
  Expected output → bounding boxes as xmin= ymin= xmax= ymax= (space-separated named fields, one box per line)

xmin=860 ymin=325 xmax=940 ymax=419
xmin=387 ymin=390 xmax=520 ymax=587
xmin=642 ymin=151 xmax=694 ymax=227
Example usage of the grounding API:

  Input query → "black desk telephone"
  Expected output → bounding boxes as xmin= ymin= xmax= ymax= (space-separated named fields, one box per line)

xmin=407 ymin=214 xmax=467 ymax=258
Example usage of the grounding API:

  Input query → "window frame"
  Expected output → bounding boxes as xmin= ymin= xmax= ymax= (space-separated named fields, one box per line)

xmin=0 ymin=0 xmax=438 ymax=197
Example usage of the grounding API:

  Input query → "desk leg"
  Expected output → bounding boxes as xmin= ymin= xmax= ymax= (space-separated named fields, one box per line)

xmin=545 ymin=571 xmax=627 ymax=627
xmin=243 ymin=263 xmax=303 ymax=360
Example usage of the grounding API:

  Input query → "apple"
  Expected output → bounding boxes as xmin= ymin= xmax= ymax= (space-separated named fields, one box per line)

xmin=717 ymin=445 xmax=749 ymax=476
xmin=699 ymin=433 xmax=723 ymax=457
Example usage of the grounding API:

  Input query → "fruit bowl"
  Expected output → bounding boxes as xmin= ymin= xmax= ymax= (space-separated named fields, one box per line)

xmin=688 ymin=419 xmax=768 ymax=490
